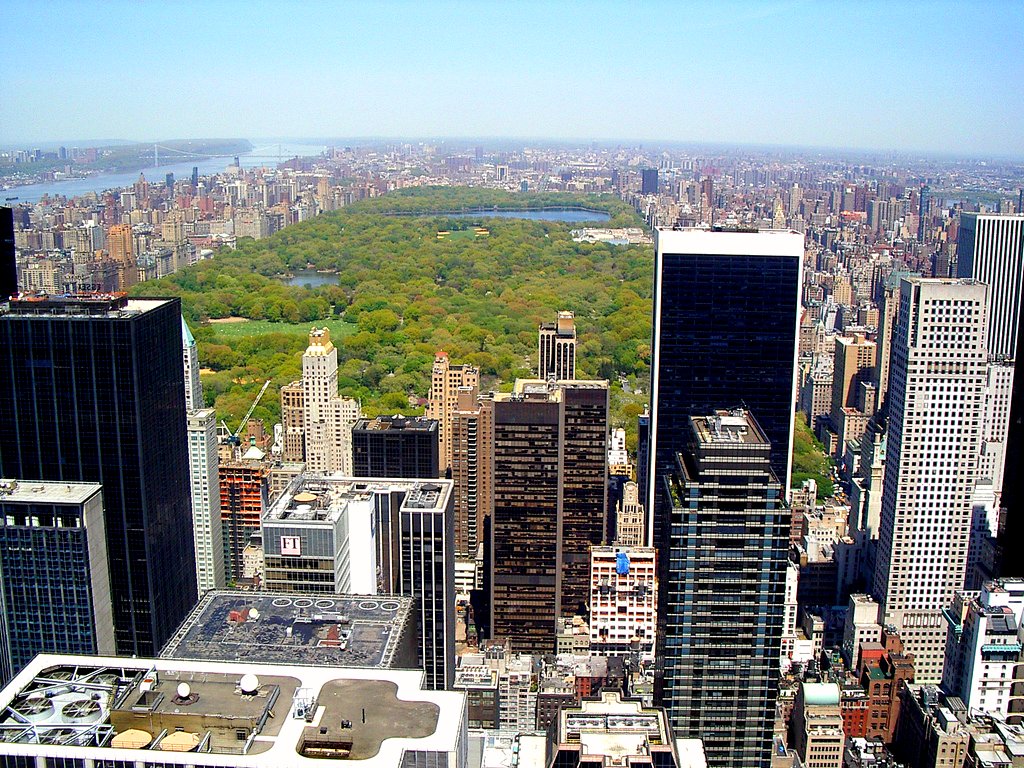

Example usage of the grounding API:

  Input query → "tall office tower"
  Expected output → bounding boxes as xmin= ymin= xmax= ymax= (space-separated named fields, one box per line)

xmin=538 ymin=311 xmax=577 ymax=381
xmin=0 ymin=479 xmax=114 ymax=684
xmin=0 ymin=294 xmax=197 ymax=657
xmin=874 ymin=274 xmax=905 ymax=413
xmin=660 ymin=410 xmax=786 ymax=768
xmin=181 ymin=316 xmax=203 ymax=411
xmin=956 ymin=214 xmax=1024 ymax=358
xmin=872 ymin=278 xmax=988 ymax=684
xmin=489 ymin=379 xmax=608 ymax=653
xmin=396 ymin=480 xmax=456 ymax=689
xmin=302 ymin=328 xmax=361 ymax=474
xmin=279 ymin=381 xmax=305 ymax=463
xmin=187 ymin=409 xmax=225 ymax=594
xmin=0 ymin=208 xmax=15 ymax=301
xmin=451 ymin=389 xmax=493 ymax=557
xmin=647 ymin=228 xmax=803 ymax=524
xmin=956 ymin=214 xmax=1024 ymax=575
xmin=641 ymin=168 xmax=659 ymax=195
xmin=352 ymin=415 xmax=440 ymax=479
xmin=191 ymin=165 xmax=199 ymax=188
xmin=107 ymin=222 xmax=137 ymax=290
xmin=220 ymin=458 xmax=270 ymax=581
xmin=425 ymin=351 xmax=479 ymax=473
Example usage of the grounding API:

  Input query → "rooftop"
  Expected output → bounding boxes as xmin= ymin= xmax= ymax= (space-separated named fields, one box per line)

xmin=690 ymin=409 xmax=769 ymax=446
xmin=556 ymin=691 xmax=676 ymax=766
xmin=354 ymin=415 xmax=437 ymax=433
xmin=160 ymin=591 xmax=415 ymax=670
xmin=655 ymin=227 xmax=804 ymax=258
xmin=0 ymin=655 xmax=465 ymax=768
xmin=0 ymin=479 xmax=103 ymax=506
xmin=266 ymin=476 xmax=452 ymax=525
xmin=2 ymin=294 xmax=171 ymax=317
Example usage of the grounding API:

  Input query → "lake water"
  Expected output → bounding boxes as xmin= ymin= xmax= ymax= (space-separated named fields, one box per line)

xmin=7 ymin=141 xmax=327 ymax=203
xmin=444 ymin=208 xmax=610 ymax=223
xmin=282 ymin=271 xmax=339 ymax=287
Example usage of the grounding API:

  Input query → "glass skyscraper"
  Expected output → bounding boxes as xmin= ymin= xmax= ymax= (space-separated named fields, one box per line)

xmin=647 ymin=228 xmax=804 ymax=512
xmin=0 ymin=480 xmax=114 ymax=684
xmin=0 ymin=294 xmax=198 ymax=657
xmin=661 ymin=411 xmax=786 ymax=768
xmin=647 ymin=228 xmax=802 ymax=768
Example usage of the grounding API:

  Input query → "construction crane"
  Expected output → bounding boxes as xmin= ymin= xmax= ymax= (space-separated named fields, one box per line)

xmin=224 ymin=379 xmax=272 ymax=447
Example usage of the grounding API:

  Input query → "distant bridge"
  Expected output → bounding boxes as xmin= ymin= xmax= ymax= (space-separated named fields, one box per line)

xmin=152 ymin=143 xmax=318 ymax=166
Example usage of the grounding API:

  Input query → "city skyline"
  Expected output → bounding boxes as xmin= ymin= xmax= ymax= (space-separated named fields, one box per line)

xmin=2 ymin=1 xmax=1023 ymax=156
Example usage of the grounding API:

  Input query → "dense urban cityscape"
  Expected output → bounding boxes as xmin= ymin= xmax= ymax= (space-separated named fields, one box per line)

xmin=3 ymin=3 xmax=1024 ymax=768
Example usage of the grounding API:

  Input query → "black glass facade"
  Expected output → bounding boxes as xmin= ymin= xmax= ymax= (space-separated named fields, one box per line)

xmin=0 ymin=297 xmax=198 ymax=657
xmin=650 ymin=249 xmax=801 ymax=488
xmin=648 ymin=232 xmax=800 ymax=768
xmin=0 ymin=487 xmax=109 ymax=683
xmin=352 ymin=417 xmax=440 ymax=479
xmin=489 ymin=383 xmax=608 ymax=653
xmin=661 ymin=414 xmax=786 ymax=768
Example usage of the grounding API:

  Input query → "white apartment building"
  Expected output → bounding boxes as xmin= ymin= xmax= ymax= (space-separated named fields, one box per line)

xmin=186 ymin=408 xmax=226 ymax=593
xmin=589 ymin=546 xmax=657 ymax=660
xmin=942 ymin=579 xmax=1024 ymax=720
xmin=301 ymin=328 xmax=361 ymax=473
xmin=181 ymin=315 xmax=203 ymax=412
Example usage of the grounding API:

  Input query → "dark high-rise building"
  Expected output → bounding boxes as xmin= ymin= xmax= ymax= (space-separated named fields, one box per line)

xmin=641 ymin=168 xmax=659 ymax=195
xmin=489 ymin=379 xmax=608 ymax=653
xmin=660 ymin=410 xmax=786 ymax=768
xmin=191 ymin=166 xmax=199 ymax=188
xmin=647 ymin=228 xmax=804 ymax=519
xmin=647 ymin=228 xmax=800 ymax=768
xmin=0 ymin=207 xmax=16 ymax=301
xmin=0 ymin=479 xmax=114 ymax=684
xmin=0 ymin=294 xmax=198 ymax=657
xmin=352 ymin=415 xmax=439 ymax=479
xmin=917 ymin=184 xmax=930 ymax=242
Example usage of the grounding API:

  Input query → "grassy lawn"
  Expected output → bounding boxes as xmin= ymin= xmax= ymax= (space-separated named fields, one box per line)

xmin=791 ymin=417 xmax=836 ymax=500
xmin=206 ymin=317 xmax=359 ymax=339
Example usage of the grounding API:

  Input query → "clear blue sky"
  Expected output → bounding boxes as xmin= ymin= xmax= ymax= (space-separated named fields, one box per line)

xmin=2 ymin=0 xmax=1022 ymax=156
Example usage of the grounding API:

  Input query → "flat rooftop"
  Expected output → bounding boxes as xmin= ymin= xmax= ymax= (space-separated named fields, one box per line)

xmin=655 ymin=227 xmax=804 ymax=258
xmin=0 ymin=655 xmax=465 ymax=767
xmin=691 ymin=410 xmax=769 ymax=446
xmin=160 ymin=591 xmax=414 ymax=669
xmin=557 ymin=692 xmax=677 ymax=765
xmin=267 ymin=476 xmax=452 ymax=525
xmin=353 ymin=416 xmax=437 ymax=433
xmin=2 ymin=294 xmax=172 ymax=317
xmin=0 ymin=479 xmax=103 ymax=506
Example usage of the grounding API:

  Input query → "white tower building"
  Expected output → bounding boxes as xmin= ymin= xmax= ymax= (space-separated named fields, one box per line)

xmin=301 ymin=328 xmax=361 ymax=474
xmin=181 ymin=316 xmax=203 ymax=412
xmin=872 ymin=277 xmax=988 ymax=684
xmin=186 ymin=408 xmax=225 ymax=593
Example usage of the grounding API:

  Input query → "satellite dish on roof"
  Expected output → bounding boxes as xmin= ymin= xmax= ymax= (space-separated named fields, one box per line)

xmin=240 ymin=674 xmax=260 ymax=695
xmin=177 ymin=683 xmax=191 ymax=699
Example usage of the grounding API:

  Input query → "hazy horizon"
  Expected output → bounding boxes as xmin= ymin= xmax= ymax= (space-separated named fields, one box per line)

xmin=2 ymin=1 xmax=1022 ymax=157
